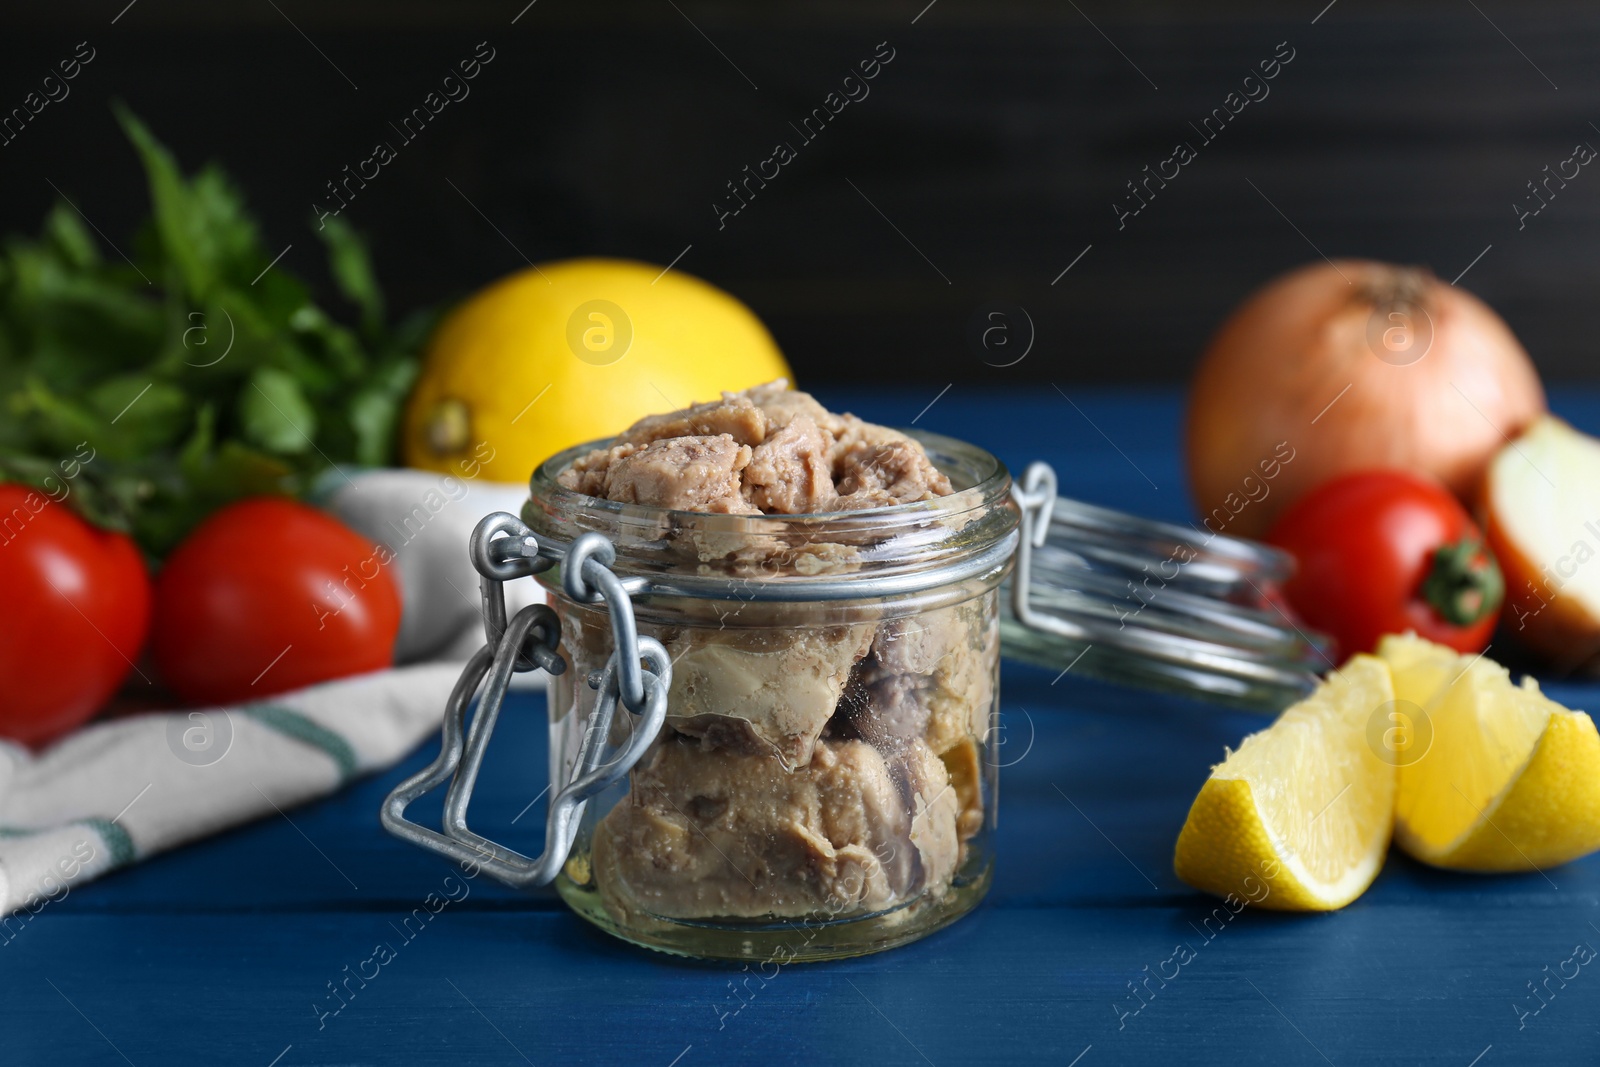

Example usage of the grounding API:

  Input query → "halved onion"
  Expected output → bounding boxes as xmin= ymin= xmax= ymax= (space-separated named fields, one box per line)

xmin=1485 ymin=415 xmax=1600 ymax=672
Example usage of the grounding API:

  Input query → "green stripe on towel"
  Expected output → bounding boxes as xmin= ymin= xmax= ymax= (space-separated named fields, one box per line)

xmin=0 ymin=821 xmax=137 ymax=867
xmin=240 ymin=704 xmax=359 ymax=782
xmin=82 ymin=818 xmax=136 ymax=868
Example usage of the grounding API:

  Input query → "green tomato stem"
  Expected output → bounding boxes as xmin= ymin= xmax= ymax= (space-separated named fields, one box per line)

xmin=1420 ymin=536 xmax=1505 ymax=627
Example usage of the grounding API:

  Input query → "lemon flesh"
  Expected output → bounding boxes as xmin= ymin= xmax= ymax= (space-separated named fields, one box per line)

xmin=1380 ymin=633 xmax=1600 ymax=871
xmin=402 ymin=257 xmax=793 ymax=483
xmin=1174 ymin=655 xmax=1395 ymax=911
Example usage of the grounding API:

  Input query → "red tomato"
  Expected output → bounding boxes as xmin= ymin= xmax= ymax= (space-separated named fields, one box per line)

xmin=0 ymin=483 xmax=152 ymax=745
xmin=1265 ymin=470 xmax=1503 ymax=660
xmin=152 ymin=497 xmax=401 ymax=705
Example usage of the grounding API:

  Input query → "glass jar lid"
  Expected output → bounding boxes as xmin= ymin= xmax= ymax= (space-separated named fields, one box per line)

xmin=1005 ymin=462 xmax=1328 ymax=711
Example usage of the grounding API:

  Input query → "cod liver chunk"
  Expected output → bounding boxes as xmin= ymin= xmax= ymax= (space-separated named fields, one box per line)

xmin=616 ymin=393 xmax=769 ymax=448
xmin=742 ymin=380 xmax=847 ymax=436
xmin=593 ymin=736 xmax=958 ymax=920
xmin=742 ymin=415 xmax=837 ymax=514
xmin=561 ymin=382 xmax=951 ymax=515
xmin=564 ymin=434 xmax=757 ymax=514
xmin=834 ymin=432 xmax=954 ymax=508
xmin=666 ymin=623 xmax=875 ymax=770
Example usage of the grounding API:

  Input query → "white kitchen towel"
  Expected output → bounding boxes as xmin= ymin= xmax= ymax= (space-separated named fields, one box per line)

xmin=323 ymin=468 xmax=546 ymax=665
xmin=0 ymin=468 xmax=556 ymax=920
xmin=0 ymin=664 xmax=461 ymax=919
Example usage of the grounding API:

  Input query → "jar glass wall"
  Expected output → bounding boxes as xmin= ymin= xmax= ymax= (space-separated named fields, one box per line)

xmin=525 ymin=430 xmax=1017 ymax=961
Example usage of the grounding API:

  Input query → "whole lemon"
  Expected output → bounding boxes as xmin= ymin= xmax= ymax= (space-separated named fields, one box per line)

xmin=402 ymin=257 xmax=793 ymax=482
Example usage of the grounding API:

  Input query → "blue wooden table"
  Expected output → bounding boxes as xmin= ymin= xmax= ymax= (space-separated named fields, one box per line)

xmin=7 ymin=387 xmax=1600 ymax=1066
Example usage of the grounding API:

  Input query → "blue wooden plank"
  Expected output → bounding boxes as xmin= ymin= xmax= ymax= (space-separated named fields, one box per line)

xmin=7 ymin=901 xmax=1599 ymax=1065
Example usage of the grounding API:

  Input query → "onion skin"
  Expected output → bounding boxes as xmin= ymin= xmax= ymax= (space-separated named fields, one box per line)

xmin=1186 ymin=260 xmax=1546 ymax=539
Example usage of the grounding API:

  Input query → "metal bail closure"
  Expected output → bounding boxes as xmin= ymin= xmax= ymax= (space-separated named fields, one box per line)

xmin=1003 ymin=460 xmax=1325 ymax=709
xmin=380 ymin=513 xmax=673 ymax=888
xmin=1009 ymin=461 xmax=1066 ymax=638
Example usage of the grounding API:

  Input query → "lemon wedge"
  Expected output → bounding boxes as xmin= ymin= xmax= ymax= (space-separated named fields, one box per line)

xmin=1174 ymin=655 xmax=1395 ymax=911
xmin=1379 ymin=633 xmax=1600 ymax=871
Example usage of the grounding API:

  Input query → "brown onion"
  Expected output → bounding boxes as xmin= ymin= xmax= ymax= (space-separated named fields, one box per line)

xmin=1186 ymin=259 xmax=1546 ymax=539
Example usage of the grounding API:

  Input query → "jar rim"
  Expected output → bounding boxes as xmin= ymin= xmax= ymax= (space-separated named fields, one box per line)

xmin=522 ymin=428 xmax=1019 ymax=598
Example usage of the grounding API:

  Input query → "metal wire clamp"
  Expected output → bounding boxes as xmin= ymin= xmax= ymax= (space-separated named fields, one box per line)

xmin=1008 ymin=461 xmax=1322 ymax=704
xmin=379 ymin=512 xmax=671 ymax=888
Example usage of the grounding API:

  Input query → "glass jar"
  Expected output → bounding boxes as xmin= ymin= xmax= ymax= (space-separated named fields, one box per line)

xmin=380 ymin=435 xmax=1325 ymax=960
xmin=523 ymin=429 xmax=1017 ymax=961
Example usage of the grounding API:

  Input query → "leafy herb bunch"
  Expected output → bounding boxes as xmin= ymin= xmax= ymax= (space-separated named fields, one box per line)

xmin=0 ymin=107 xmax=433 ymax=557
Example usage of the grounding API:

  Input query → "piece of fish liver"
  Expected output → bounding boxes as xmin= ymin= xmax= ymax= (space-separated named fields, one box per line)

xmin=574 ymin=433 xmax=758 ymax=514
xmin=741 ymin=415 xmax=837 ymax=514
xmin=665 ymin=623 xmax=875 ymax=770
xmin=593 ymin=735 xmax=957 ymax=920
xmin=832 ymin=416 xmax=954 ymax=507
xmin=561 ymin=382 xmax=951 ymax=515
xmin=853 ymin=599 xmax=997 ymax=757
xmin=616 ymin=393 xmax=769 ymax=448
xmin=742 ymin=379 xmax=847 ymax=437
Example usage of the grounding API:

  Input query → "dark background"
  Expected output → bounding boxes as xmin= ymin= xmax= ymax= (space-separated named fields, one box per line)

xmin=5 ymin=0 xmax=1598 ymax=384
